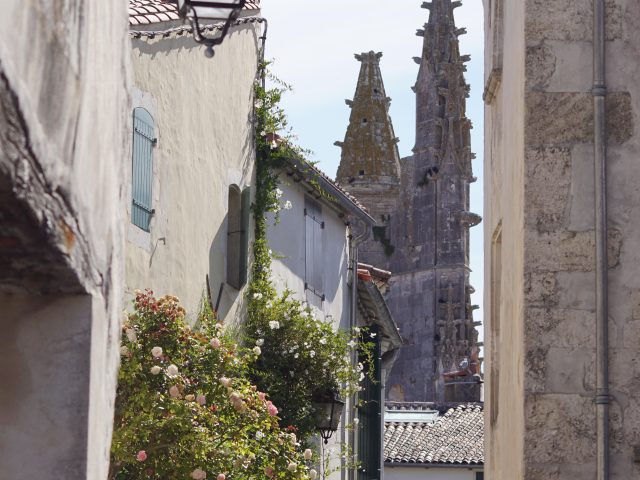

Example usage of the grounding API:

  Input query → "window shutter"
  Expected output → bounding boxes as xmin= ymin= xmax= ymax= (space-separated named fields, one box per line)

xmin=239 ymin=187 xmax=251 ymax=287
xmin=304 ymin=197 xmax=324 ymax=298
xmin=305 ymin=212 xmax=316 ymax=291
xmin=132 ymin=108 xmax=155 ymax=231
xmin=227 ymin=186 xmax=242 ymax=289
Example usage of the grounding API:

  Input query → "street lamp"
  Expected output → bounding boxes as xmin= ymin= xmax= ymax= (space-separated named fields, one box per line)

xmin=176 ymin=0 xmax=247 ymax=58
xmin=313 ymin=391 xmax=345 ymax=444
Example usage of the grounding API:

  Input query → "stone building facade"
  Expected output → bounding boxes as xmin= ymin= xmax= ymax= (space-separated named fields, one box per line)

xmin=337 ymin=0 xmax=481 ymax=403
xmin=0 ymin=1 xmax=130 ymax=478
xmin=483 ymin=0 xmax=640 ymax=478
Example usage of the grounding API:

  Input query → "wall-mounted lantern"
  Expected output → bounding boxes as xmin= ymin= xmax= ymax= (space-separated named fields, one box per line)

xmin=313 ymin=391 xmax=345 ymax=444
xmin=176 ymin=0 xmax=247 ymax=58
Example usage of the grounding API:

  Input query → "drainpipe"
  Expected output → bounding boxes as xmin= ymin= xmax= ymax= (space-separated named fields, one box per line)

xmin=344 ymin=219 xmax=369 ymax=480
xmin=593 ymin=0 xmax=610 ymax=479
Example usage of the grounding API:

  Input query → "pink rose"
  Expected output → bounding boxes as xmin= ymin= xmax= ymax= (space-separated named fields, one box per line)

xmin=258 ymin=392 xmax=266 ymax=402
xmin=210 ymin=338 xmax=221 ymax=349
xmin=266 ymin=401 xmax=278 ymax=416
xmin=264 ymin=466 xmax=275 ymax=478
xmin=169 ymin=385 xmax=180 ymax=398
xmin=136 ymin=450 xmax=147 ymax=462
xmin=217 ymin=475 xmax=226 ymax=480
xmin=196 ymin=394 xmax=206 ymax=406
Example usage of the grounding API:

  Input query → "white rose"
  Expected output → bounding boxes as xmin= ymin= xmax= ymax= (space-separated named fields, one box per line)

xmin=253 ymin=346 xmax=262 ymax=355
xmin=303 ymin=449 xmax=313 ymax=460
xmin=256 ymin=338 xmax=264 ymax=347
xmin=309 ymin=469 xmax=318 ymax=480
xmin=190 ymin=468 xmax=207 ymax=480
xmin=165 ymin=364 xmax=179 ymax=378
xmin=151 ymin=346 xmax=163 ymax=358
xmin=283 ymin=200 xmax=292 ymax=210
xmin=119 ymin=346 xmax=129 ymax=356
xmin=125 ymin=328 xmax=137 ymax=343
xmin=287 ymin=462 xmax=297 ymax=472
xmin=150 ymin=365 xmax=162 ymax=375
xmin=220 ymin=377 xmax=232 ymax=388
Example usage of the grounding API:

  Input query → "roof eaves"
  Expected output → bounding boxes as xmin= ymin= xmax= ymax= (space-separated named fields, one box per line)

xmin=283 ymin=157 xmax=375 ymax=226
xmin=357 ymin=279 xmax=402 ymax=349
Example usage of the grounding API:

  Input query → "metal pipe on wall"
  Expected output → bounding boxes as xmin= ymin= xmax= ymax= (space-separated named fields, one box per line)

xmin=593 ymin=0 xmax=610 ymax=479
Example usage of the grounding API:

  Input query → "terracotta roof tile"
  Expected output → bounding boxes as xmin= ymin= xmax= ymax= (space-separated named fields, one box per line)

xmin=129 ymin=0 xmax=260 ymax=26
xmin=384 ymin=402 xmax=484 ymax=465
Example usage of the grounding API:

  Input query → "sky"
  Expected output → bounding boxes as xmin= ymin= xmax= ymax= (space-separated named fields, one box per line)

xmin=260 ymin=0 xmax=486 ymax=340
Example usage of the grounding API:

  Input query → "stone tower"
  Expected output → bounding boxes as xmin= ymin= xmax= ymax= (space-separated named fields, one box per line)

xmin=335 ymin=51 xmax=402 ymax=268
xmin=336 ymin=0 xmax=481 ymax=402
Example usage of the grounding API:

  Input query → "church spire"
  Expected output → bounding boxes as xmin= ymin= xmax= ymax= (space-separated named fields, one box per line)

xmin=336 ymin=51 xmax=401 ymax=190
xmin=413 ymin=0 xmax=473 ymax=182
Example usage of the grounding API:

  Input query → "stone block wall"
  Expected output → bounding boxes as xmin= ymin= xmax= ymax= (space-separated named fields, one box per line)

xmin=485 ymin=0 xmax=640 ymax=478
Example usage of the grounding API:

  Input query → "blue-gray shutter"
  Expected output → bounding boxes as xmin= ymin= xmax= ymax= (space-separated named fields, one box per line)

xmin=239 ymin=187 xmax=251 ymax=287
xmin=304 ymin=197 xmax=324 ymax=298
xmin=132 ymin=108 xmax=155 ymax=231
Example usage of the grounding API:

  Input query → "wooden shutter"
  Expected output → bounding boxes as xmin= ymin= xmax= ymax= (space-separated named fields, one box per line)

xmin=304 ymin=197 xmax=324 ymax=298
xmin=132 ymin=108 xmax=155 ymax=231
xmin=227 ymin=186 xmax=242 ymax=289
xmin=239 ymin=187 xmax=251 ymax=287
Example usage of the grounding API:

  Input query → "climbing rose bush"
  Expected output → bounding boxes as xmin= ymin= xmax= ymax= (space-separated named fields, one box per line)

xmin=110 ymin=290 xmax=313 ymax=480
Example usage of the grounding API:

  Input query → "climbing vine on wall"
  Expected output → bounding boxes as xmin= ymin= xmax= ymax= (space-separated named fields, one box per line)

xmin=246 ymin=63 xmax=373 ymax=441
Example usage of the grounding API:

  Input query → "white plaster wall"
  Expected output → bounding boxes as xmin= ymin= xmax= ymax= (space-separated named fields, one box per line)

xmin=267 ymin=179 xmax=349 ymax=327
xmin=385 ymin=466 xmax=481 ymax=480
xmin=267 ymin=177 xmax=352 ymax=480
xmin=127 ymin=25 xmax=260 ymax=324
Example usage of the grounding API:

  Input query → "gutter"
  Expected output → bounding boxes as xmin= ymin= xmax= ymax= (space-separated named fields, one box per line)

xmin=592 ymin=0 xmax=610 ymax=479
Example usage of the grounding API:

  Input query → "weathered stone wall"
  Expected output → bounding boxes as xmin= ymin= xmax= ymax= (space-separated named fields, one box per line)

xmin=0 ymin=1 xmax=130 ymax=478
xmin=485 ymin=0 xmax=640 ymax=478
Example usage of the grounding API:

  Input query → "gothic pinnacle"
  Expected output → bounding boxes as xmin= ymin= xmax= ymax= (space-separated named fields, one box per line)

xmin=336 ymin=51 xmax=401 ymax=190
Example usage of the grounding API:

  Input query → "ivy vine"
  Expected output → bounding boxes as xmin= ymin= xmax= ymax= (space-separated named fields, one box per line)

xmin=245 ymin=63 xmax=373 ymax=442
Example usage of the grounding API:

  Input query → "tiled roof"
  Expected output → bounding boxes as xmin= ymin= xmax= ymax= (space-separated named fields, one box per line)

xmin=384 ymin=402 xmax=484 ymax=466
xmin=129 ymin=0 xmax=260 ymax=26
xmin=283 ymin=156 xmax=374 ymax=225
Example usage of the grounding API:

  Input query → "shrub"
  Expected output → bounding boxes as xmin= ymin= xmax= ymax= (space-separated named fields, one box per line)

xmin=110 ymin=290 xmax=314 ymax=480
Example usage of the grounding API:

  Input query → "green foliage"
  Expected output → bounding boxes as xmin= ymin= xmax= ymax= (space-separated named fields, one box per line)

xmin=111 ymin=290 xmax=316 ymax=480
xmin=248 ymin=64 xmax=372 ymax=442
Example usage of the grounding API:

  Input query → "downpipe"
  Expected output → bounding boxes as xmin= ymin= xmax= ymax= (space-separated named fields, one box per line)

xmin=344 ymin=220 xmax=369 ymax=480
xmin=593 ymin=0 xmax=610 ymax=479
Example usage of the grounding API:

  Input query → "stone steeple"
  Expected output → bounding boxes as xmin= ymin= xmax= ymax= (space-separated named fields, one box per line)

xmin=392 ymin=0 xmax=481 ymax=402
xmin=336 ymin=51 xmax=402 ymax=267
xmin=336 ymin=1 xmax=481 ymax=403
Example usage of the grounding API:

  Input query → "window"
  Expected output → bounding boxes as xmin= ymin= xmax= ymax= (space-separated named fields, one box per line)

xmin=131 ymin=108 xmax=155 ymax=231
xmin=227 ymin=186 xmax=250 ymax=289
xmin=304 ymin=197 xmax=324 ymax=299
xmin=476 ymin=472 xmax=485 ymax=480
